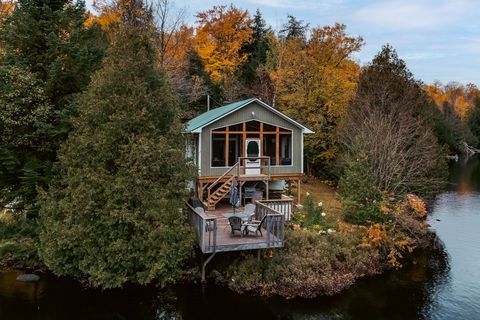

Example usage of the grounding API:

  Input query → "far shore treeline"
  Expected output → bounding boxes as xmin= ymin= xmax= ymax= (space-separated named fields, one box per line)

xmin=0 ymin=0 xmax=479 ymax=295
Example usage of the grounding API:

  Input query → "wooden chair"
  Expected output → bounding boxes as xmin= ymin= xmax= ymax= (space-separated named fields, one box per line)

xmin=242 ymin=203 xmax=256 ymax=222
xmin=228 ymin=216 xmax=243 ymax=236
xmin=242 ymin=214 xmax=267 ymax=237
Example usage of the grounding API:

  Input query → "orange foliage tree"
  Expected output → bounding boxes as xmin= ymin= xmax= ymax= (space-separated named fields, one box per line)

xmin=194 ymin=5 xmax=252 ymax=94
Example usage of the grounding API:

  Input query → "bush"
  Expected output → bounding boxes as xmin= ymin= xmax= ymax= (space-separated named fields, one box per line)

xmin=338 ymin=154 xmax=386 ymax=225
xmin=0 ymin=211 xmax=41 ymax=268
xmin=225 ymin=228 xmax=382 ymax=298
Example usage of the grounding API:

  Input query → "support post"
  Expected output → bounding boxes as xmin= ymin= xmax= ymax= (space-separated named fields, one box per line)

xmin=265 ymin=180 xmax=269 ymax=200
xmin=201 ymin=252 xmax=216 ymax=283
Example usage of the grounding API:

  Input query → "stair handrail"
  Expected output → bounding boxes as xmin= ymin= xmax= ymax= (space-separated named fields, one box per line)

xmin=207 ymin=160 xmax=240 ymax=199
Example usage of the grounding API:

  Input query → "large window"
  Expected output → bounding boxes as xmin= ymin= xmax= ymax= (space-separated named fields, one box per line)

xmin=211 ymin=135 xmax=226 ymax=167
xmin=210 ymin=121 xmax=292 ymax=167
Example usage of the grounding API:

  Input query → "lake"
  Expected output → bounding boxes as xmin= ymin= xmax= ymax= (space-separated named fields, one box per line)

xmin=1 ymin=157 xmax=479 ymax=320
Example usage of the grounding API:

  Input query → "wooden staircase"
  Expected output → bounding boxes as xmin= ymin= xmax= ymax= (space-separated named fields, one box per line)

xmin=204 ymin=176 xmax=233 ymax=210
xmin=204 ymin=161 xmax=240 ymax=210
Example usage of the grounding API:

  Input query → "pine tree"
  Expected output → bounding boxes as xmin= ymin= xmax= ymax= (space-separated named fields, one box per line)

xmin=0 ymin=0 xmax=104 ymax=212
xmin=39 ymin=4 xmax=196 ymax=288
xmin=240 ymin=9 xmax=270 ymax=84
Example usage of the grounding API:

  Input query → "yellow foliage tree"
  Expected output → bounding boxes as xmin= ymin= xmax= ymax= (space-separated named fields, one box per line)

xmin=271 ymin=23 xmax=363 ymax=175
xmin=194 ymin=5 xmax=252 ymax=88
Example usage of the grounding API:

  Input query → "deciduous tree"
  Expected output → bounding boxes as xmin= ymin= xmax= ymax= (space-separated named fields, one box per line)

xmin=194 ymin=5 xmax=252 ymax=99
xmin=339 ymin=45 xmax=447 ymax=206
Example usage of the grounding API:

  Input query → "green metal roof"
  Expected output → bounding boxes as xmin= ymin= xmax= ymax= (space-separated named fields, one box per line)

xmin=185 ymin=98 xmax=256 ymax=133
xmin=185 ymin=97 xmax=314 ymax=134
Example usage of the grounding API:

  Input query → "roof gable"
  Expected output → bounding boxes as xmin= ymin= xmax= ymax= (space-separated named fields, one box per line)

xmin=185 ymin=98 xmax=313 ymax=133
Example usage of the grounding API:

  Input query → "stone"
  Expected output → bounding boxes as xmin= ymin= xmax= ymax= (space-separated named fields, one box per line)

xmin=16 ymin=274 xmax=40 ymax=282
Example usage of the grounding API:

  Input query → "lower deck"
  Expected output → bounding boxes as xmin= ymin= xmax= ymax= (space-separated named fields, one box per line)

xmin=186 ymin=201 xmax=292 ymax=254
xmin=202 ymin=206 xmax=283 ymax=252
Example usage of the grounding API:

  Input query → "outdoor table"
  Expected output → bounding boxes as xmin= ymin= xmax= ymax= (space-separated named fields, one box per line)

xmin=222 ymin=212 xmax=249 ymax=221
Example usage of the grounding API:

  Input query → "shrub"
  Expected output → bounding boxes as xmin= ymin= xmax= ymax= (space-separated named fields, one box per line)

xmin=225 ymin=228 xmax=382 ymax=298
xmin=338 ymin=154 xmax=386 ymax=225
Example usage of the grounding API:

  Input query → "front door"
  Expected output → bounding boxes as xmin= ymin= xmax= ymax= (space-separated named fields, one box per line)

xmin=245 ymin=139 xmax=261 ymax=175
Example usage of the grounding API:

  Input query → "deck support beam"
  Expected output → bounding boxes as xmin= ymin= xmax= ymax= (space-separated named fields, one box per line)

xmin=201 ymin=252 xmax=217 ymax=283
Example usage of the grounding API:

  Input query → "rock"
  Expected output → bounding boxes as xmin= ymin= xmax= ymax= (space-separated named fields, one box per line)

xmin=16 ymin=274 xmax=40 ymax=282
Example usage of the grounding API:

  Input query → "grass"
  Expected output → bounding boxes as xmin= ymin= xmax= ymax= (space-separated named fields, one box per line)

xmin=290 ymin=176 xmax=343 ymax=225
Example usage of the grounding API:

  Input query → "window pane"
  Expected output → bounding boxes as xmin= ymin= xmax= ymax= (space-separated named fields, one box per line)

xmin=229 ymin=123 xmax=242 ymax=131
xmin=228 ymin=134 xmax=242 ymax=166
xmin=246 ymin=120 xmax=260 ymax=131
xmin=263 ymin=135 xmax=276 ymax=165
xmin=211 ymin=135 xmax=226 ymax=167
xmin=280 ymin=134 xmax=292 ymax=165
xmin=263 ymin=123 xmax=276 ymax=132
xmin=212 ymin=126 xmax=226 ymax=132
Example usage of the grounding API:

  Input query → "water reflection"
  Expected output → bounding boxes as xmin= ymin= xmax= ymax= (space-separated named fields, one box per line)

xmin=0 ymin=157 xmax=479 ymax=320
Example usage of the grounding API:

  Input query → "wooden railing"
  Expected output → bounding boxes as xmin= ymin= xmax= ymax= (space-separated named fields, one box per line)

xmin=254 ymin=201 xmax=285 ymax=248
xmin=238 ymin=156 xmax=271 ymax=178
xmin=185 ymin=202 xmax=217 ymax=253
xmin=257 ymin=196 xmax=294 ymax=221
xmin=185 ymin=198 xmax=289 ymax=253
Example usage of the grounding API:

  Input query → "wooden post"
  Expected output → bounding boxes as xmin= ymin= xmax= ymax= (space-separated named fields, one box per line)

xmin=225 ymin=126 xmax=229 ymax=166
xmin=198 ymin=182 xmax=204 ymax=201
xmin=275 ymin=127 xmax=280 ymax=166
xmin=265 ymin=180 xmax=269 ymax=200
xmin=287 ymin=180 xmax=292 ymax=196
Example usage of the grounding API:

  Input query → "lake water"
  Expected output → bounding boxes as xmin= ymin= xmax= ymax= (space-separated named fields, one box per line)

xmin=1 ymin=157 xmax=479 ymax=320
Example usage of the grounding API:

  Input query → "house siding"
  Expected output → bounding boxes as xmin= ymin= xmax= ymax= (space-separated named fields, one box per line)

xmin=200 ymin=101 xmax=303 ymax=177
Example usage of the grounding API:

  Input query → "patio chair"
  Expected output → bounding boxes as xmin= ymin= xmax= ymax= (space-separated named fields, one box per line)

xmin=242 ymin=203 xmax=256 ymax=222
xmin=242 ymin=214 xmax=267 ymax=237
xmin=228 ymin=216 xmax=243 ymax=236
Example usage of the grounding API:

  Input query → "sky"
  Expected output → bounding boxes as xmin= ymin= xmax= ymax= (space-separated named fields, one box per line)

xmin=89 ymin=0 xmax=480 ymax=85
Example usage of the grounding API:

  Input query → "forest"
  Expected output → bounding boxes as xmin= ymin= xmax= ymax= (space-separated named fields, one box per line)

xmin=0 ymin=0 xmax=479 ymax=296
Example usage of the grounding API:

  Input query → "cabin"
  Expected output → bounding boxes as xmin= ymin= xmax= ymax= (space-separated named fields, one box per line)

xmin=185 ymin=97 xmax=313 ymax=208
xmin=184 ymin=98 xmax=313 ymax=279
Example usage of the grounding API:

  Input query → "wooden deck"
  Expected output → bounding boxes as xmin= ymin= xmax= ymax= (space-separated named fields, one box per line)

xmin=204 ymin=206 xmax=282 ymax=252
xmin=186 ymin=200 xmax=292 ymax=254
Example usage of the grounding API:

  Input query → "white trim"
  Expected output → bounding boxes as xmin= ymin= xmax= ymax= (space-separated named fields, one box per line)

xmin=301 ymin=129 xmax=304 ymax=174
xmin=190 ymin=98 xmax=314 ymax=134
xmin=198 ymin=133 xmax=202 ymax=175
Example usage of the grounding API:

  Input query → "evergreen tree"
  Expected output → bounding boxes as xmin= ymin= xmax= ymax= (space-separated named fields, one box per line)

xmin=280 ymin=14 xmax=309 ymax=41
xmin=0 ymin=0 xmax=104 ymax=212
xmin=240 ymin=9 xmax=270 ymax=84
xmin=39 ymin=5 xmax=196 ymax=288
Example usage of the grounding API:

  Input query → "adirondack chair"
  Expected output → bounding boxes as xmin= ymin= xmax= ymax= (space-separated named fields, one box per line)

xmin=242 ymin=203 xmax=256 ymax=222
xmin=242 ymin=214 xmax=267 ymax=237
xmin=228 ymin=216 xmax=243 ymax=235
